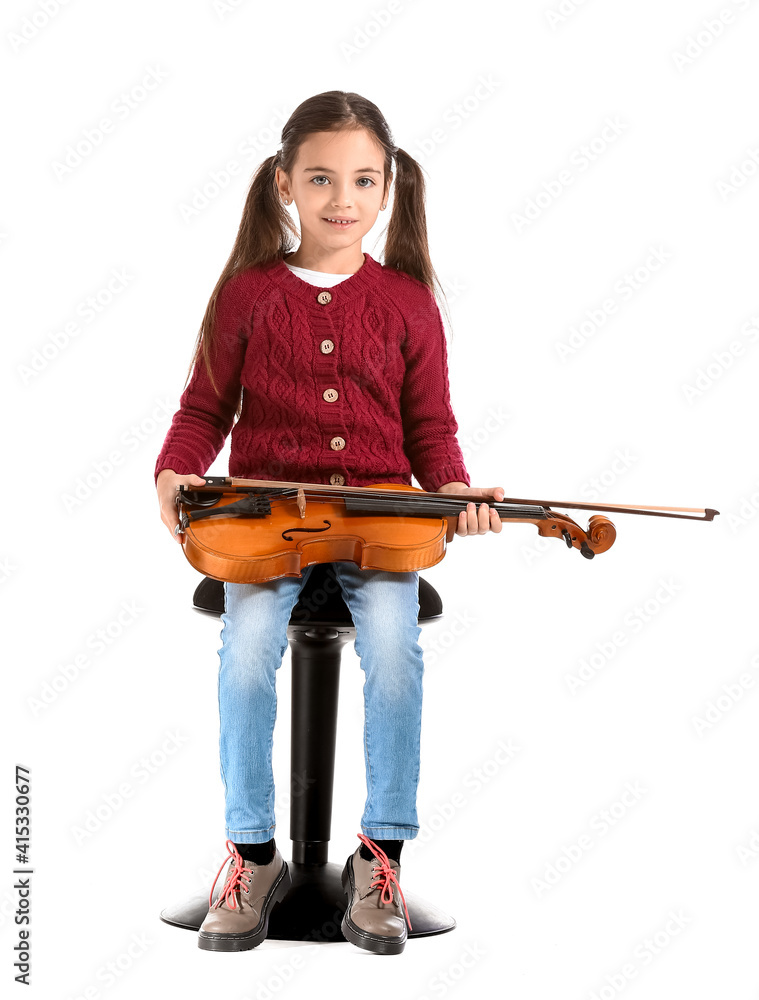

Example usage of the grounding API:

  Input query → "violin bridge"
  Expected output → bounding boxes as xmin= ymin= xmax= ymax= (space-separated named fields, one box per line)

xmin=296 ymin=488 xmax=306 ymax=519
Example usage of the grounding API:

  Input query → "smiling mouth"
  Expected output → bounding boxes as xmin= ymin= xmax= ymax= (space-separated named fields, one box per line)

xmin=323 ymin=218 xmax=356 ymax=225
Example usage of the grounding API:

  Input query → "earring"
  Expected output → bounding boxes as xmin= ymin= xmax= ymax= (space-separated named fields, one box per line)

xmin=381 ymin=203 xmax=386 ymax=210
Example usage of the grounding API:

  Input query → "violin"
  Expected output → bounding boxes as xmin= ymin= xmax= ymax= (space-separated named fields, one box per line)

xmin=173 ymin=476 xmax=719 ymax=584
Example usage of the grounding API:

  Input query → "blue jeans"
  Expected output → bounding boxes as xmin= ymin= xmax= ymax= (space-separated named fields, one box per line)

xmin=216 ymin=561 xmax=424 ymax=843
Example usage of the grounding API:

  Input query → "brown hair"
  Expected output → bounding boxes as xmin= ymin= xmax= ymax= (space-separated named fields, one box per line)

xmin=183 ymin=90 xmax=452 ymax=413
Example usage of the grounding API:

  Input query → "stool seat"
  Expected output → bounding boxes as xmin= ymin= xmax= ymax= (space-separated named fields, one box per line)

xmin=159 ymin=561 xmax=456 ymax=943
xmin=191 ymin=562 xmax=444 ymax=628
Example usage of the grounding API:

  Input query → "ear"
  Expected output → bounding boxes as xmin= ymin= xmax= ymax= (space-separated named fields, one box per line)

xmin=274 ymin=166 xmax=288 ymax=200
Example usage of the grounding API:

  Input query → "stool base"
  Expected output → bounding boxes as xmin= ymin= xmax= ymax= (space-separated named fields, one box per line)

xmin=160 ymin=860 xmax=456 ymax=941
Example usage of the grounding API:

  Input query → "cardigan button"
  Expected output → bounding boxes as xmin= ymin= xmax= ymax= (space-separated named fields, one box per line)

xmin=320 ymin=339 xmax=334 ymax=354
xmin=330 ymin=436 xmax=345 ymax=451
xmin=317 ymin=291 xmax=332 ymax=305
xmin=329 ymin=473 xmax=345 ymax=486
xmin=323 ymin=388 xmax=338 ymax=402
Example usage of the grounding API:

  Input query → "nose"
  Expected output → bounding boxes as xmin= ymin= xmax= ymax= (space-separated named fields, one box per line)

xmin=331 ymin=184 xmax=354 ymax=207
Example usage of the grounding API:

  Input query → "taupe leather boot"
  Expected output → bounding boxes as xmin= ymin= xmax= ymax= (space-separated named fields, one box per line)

xmin=198 ymin=839 xmax=291 ymax=952
xmin=341 ymin=834 xmax=412 ymax=955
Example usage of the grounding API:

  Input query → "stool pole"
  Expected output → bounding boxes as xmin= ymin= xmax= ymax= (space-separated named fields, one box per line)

xmin=289 ymin=629 xmax=351 ymax=864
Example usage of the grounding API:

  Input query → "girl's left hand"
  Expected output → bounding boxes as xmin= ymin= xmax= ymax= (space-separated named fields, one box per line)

xmin=440 ymin=485 xmax=506 ymax=541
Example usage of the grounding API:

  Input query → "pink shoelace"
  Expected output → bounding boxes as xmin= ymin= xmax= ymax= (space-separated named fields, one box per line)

xmin=357 ymin=833 xmax=413 ymax=931
xmin=208 ymin=839 xmax=253 ymax=911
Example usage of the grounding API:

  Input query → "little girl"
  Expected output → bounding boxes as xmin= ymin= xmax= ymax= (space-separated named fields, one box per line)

xmin=155 ymin=90 xmax=505 ymax=956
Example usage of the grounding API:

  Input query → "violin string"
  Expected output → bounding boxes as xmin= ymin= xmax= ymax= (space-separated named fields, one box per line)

xmin=220 ymin=489 xmax=549 ymax=520
xmin=235 ymin=484 xmax=515 ymax=507
xmin=244 ymin=486 xmax=504 ymax=509
xmin=271 ymin=499 xmax=545 ymax=518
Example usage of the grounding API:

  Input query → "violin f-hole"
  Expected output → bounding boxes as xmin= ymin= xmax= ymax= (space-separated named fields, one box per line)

xmin=281 ymin=520 xmax=332 ymax=541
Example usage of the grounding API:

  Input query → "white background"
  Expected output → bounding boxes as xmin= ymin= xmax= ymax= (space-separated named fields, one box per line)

xmin=4 ymin=1 xmax=757 ymax=997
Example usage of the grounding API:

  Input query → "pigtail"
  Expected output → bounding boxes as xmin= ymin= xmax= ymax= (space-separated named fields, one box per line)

xmin=182 ymin=154 xmax=298 ymax=411
xmin=383 ymin=147 xmax=454 ymax=341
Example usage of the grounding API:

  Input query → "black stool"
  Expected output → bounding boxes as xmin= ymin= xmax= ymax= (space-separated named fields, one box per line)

xmin=159 ymin=562 xmax=456 ymax=943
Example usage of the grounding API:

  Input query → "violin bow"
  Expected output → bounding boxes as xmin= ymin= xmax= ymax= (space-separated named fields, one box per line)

xmin=467 ymin=496 xmax=719 ymax=522
xmin=211 ymin=477 xmax=718 ymax=522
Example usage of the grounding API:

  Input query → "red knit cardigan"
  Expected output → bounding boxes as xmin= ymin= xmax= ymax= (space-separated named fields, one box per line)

xmin=154 ymin=252 xmax=470 ymax=494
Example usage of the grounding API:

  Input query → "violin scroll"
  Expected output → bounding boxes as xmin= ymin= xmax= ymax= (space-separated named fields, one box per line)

xmin=587 ymin=514 xmax=616 ymax=555
xmin=534 ymin=511 xmax=616 ymax=558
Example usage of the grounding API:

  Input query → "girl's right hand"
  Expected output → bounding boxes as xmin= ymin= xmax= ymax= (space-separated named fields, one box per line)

xmin=156 ymin=468 xmax=207 ymax=543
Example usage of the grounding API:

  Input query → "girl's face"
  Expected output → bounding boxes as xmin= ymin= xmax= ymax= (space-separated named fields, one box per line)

xmin=276 ymin=129 xmax=390 ymax=261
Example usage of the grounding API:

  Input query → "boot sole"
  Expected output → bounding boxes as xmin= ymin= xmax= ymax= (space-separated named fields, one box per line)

xmin=340 ymin=856 xmax=407 ymax=955
xmin=197 ymin=859 xmax=291 ymax=952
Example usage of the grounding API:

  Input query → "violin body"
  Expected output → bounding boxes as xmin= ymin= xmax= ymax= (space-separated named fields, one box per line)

xmin=179 ymin=483 xmax=448 ymax=584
